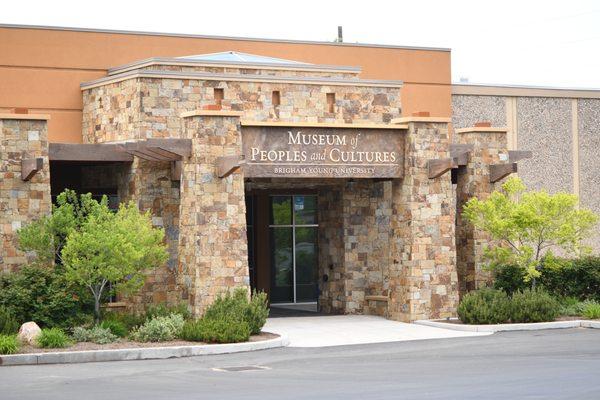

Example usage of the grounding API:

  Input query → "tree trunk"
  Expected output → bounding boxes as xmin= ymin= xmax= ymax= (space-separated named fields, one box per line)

xmin=94 ymin=294 xmax=101 ymax=324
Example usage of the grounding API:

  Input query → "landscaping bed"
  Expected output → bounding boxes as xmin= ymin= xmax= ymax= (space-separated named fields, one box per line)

xmin=15 ymin=332 xmax=277 ymax=354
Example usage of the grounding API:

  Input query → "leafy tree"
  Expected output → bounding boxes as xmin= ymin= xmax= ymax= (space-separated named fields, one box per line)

xmin=463 ymin=176 xmax=598 ymax=286
xmin=18 ymin=190 xmax=107 ymax=266
xmin=61 ymin=201 xmax=169 ymax=322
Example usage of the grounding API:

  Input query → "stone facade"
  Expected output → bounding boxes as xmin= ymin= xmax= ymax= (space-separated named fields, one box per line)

xmin=179 ymin=115 xmax=249 ymax=316
xmin=82 ymin=77 xmax=400 ymax=144
xmin=0 ymin=117 xmax=51 ymax=272
xmin=455 ymin=128 xmax=510 ymax=294
xmin=388 ymin=120 xmax=459 ymax=322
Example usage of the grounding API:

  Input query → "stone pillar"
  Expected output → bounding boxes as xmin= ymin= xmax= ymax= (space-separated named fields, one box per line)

xmin=118 ymin=158 xmax=182 ymax=312
xmin=0 ymin=114 xmax=51 ymax=272
xmin=179 ymin=111 xmax=250 ymax=316
xmin=388 ymin=117 xmax=458 ymax=322
xmin=455 ymin=124 xmax=510 ymax=294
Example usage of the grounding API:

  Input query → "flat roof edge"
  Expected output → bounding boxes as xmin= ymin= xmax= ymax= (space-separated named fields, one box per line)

xmin=80 ymin=69 xmax=404 ymax=90
xmin=453 ymin=83 xmax=600 ymax=99
xmin=0 ymin=23 xmax=452 ymax=52
xmin=107 ymin=57 xmax=362 ymax=76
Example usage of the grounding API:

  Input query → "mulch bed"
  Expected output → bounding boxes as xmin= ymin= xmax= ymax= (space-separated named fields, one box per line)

xmin=17 ymin=332 xmax=278 ymax=354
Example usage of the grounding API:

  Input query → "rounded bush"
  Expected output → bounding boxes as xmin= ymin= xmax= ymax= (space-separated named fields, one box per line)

xmin=36 ymin=328 xmax=71 ymax=348
xmin=73 ymin=326 xmax=118 ymax=344
xmin=204 ymin=289 xmax=269 ymax=335
xmin=0 ymin=334 xmax=20 ymax=355
xmin=180 ymin=318 xmax=250 ymax=344
xmin=510 ymin=288 xmax=560 ymax=323
xmin=457 ymin=288 xmax=511 ymax=324
xmin=130 ymin=313 xmax=184 ymax=342
xmin=100 ymin=319 xmax=128 ymax=338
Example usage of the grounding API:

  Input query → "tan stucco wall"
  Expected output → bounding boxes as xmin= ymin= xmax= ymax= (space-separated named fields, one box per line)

xmin=0 ymin=25 xmax=451 ymax=143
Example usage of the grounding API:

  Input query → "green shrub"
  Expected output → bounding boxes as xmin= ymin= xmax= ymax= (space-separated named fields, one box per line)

xmin=180 ymin=318 xmax=250 ymax=343
xmin=130 ymin=314 xmax=184 ymax=342
xmin=100 ymin=319 xmax=128 ymax=337
xmin=102 ymin=311 xmax=145 ymax=332
xmin=509 ymin=289 xmax=560 ymax=323
xmin=494 ymin=257 xmax=600 ymax=302
xmin=493 ymin=264 xmax=528 ymax=295
xmin=558 ymin=296 xmax=583 ymax=316
xmin=0 ymin=334 xmax=20 ymax=355
xmin=0 ymin=306 xmax=20 ymax=335
xmin=145 ymin=302 xmax=191 ymax=321
xmin=457 ymin=288 xmax=511 ymax=324
xmin=72 ymin=326 xmax=117 ymax=344
xmin=581 ymin=301 xmax=600 ymax=319
xmin=0 ymin=265 xmax=93 ymax=330
xmin=204 ymin=289 xmax=269 ymax=335
xmin=36 ymin=328 xmax=71 ymax=348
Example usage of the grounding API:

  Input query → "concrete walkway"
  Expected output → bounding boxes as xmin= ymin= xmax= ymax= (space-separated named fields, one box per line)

xmin=263 ymin=315 xmax=490 ymax=347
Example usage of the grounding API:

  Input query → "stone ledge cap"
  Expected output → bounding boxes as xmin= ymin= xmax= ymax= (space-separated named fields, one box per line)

xmin=0 ymin=113 xmax=51 ymax=120
xmin=181 ymin=110 xmax=244 ymax=118
xmin=391 ymin=116 xmax=451 ymax=124
xmin=455 ymin=127 xmax=508 ymax=134
xmin=240 ymin=120 xmax=407 ymax=130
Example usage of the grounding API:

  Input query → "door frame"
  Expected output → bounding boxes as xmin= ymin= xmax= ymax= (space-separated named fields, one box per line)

xmin=245 ymin=188 xmax=319 ymax=304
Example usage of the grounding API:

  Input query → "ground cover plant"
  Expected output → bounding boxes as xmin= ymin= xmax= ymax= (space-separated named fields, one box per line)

xmin=0 ymin=334 xmax=20 ymax=355
xmin=36 ymin=328 xmax=71 ymax=348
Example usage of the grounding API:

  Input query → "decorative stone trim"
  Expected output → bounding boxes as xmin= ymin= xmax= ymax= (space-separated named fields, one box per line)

xmin=107 ymin=57 xmax=362 ymax=76
xmin=455 ymin=127 xmax=508 ymax=134
xmin=0 ymin=113 xmax=50 ymax=120
xmin=240 ymin=120 xmax=407 ymax=130
xmin=80 ymin=70 xmax=404 ymax=90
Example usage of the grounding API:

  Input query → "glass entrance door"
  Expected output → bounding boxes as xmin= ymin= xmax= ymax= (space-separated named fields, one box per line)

xmin=269 ymin=195 xmax=318 ymax=304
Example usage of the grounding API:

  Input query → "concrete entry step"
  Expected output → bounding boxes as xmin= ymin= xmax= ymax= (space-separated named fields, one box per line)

xmin=263 ymin=315 xmax=490 ymax=347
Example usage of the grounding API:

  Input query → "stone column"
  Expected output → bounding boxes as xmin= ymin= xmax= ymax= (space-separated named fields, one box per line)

xmin=455 ymin=124 xmax=510 ymax=294
xmin=179 ymin=111 xmax=250 ymax=316
xmin=388 ymin=117 xmax=458 ymax=322
xmin=0 ymin=114 xmax=51 ymax=272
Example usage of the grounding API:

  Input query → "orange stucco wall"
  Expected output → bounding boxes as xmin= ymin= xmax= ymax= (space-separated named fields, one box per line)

xmin=0 ymin=26 xmax=451 ymax=143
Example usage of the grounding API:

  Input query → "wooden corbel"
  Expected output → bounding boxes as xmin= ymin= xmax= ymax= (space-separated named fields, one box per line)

xmin=216 ymin=155 xmax=246 ymax=178
xmin=449 ymin=144 xmax=473 ymax=167
xmin=489 ymin=163 xmax=517 ymax=183
xmin=428 ymin=158 xmax=454 ymax=179
xmin=171 ymin=160 xmax=182 ymax=181
xmin=21 ymin=155 xmax=43 ymax=181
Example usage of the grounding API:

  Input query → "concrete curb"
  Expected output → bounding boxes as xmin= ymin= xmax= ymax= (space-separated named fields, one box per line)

xmin=0 ymin=333 xmax=289 ymax=366
xmin=414 ymin=319 xmax=600 ymax=332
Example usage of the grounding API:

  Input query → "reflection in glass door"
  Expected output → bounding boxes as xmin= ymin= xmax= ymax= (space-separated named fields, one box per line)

xmin=269 ymin=195 xmax=318 ymax=303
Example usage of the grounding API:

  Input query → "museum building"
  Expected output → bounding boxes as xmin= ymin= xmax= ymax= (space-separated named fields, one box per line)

xmin=1 ymin=25 xmax=599 ymax=322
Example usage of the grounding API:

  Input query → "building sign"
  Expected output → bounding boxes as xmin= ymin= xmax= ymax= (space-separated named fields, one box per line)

xmin=241 ymin=126 xmax=404 ymax=178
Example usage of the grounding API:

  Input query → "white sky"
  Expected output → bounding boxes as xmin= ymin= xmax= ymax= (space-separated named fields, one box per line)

xmin=4 ymin=0 xmax=600 ymax=88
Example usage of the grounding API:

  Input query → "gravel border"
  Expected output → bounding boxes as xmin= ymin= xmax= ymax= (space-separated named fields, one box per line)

xmin=414 ymin=319 xmax=600 ymax=332
xmin=0 ymin=333 xmax=289 ymax=366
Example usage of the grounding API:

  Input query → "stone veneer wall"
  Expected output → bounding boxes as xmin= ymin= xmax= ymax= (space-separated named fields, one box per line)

xmin=82 ymin=78 xmax=401 ymax=143
xmin=342 ymin=180 xmax=392 ymax=316
xmin=179 ymin=115 xmax=249 ymax=316
xmin=0 ymin=117 xmax=51 ymax=272
xmin=389 ymin=120 xmax=458 ymax=322
xmin=455 ymin=129 xmax=510 ymax=294
xmin=117 ymin=159 xmax=183 ymax=311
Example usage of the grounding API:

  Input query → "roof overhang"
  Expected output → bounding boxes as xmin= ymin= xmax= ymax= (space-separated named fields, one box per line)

xmin=81 ymin=69 xmax=403 ymax=90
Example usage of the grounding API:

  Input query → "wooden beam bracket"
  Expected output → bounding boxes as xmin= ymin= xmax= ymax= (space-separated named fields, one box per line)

xmin=216 ymin=155 xmax=246 ymax=178
xmin=428 ymin=158 xmax=454 ymax=179
xmin=490 ymin=162 xmax=518 ymax=183
xmin=21 ymin=155 xmax=43 ymax=181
